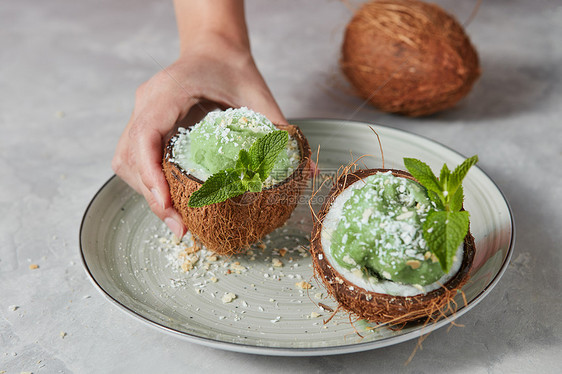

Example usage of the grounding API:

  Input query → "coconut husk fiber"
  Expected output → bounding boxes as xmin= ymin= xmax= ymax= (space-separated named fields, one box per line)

xmin=163 ymin=123 xmax=311 ymax=255
xmin=310 ymin=169 xmax=475 ymax=326
xmin=341 ymin=0 xmax=481 ymax=117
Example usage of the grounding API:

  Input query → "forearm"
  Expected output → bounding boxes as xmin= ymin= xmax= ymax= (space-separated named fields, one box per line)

xmin=173 ymin=0 xmax=250 ymax=55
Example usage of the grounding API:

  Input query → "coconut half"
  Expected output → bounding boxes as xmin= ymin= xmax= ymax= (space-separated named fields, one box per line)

xmin=310 ymin=169 xmax=475 ymax=326
xmin=163 ymin=123 xmax=311 ymax=255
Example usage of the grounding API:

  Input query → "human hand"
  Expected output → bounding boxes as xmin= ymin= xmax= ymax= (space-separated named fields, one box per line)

xmin=112 ymin=32 xmax=286 ymax=238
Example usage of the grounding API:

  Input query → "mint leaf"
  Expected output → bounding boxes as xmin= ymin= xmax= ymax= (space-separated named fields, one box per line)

xmin=448 ymin=155 xmax=478 ymax=196
xmin=404 ymin=158 xmax=442 ymax=195
xmin=404 ymin=155 xmax=478 ymax=272
xmin=187 ymin=129 xmax=290 ymax=207
xmin=439 ymin=163 xmax=450 ymax=186
xmin=243 ymin=172 xmax=263 ymax=193
xmin=423 ymin=211 xmax=469 ymax=272
xmin=250 ymin=130 xmax=288 ymax=180
xmin=428 ymin=190 xmax=446 ymax=211
xmin=236 ymin=149 xmax=253 ymax=172
xmin=449 ymin=185 xmax=464 ymax=212
xmin=188 ymin=169 xmax=246 ymax=207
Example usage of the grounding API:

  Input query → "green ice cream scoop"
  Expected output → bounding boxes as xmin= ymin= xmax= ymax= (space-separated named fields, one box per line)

xmin=188 ymin=107 xmax=292 ymax=175
xmin=331 ymin=172 xmax=444 ymax=286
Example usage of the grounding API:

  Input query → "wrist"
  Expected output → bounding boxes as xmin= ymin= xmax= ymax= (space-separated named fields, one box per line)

xmin=174 ymin=0 xmax=250 ymax=55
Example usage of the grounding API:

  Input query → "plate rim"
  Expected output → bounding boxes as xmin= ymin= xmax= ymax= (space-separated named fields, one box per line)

xmin=79 ymin=118 xmax=515 ymax=356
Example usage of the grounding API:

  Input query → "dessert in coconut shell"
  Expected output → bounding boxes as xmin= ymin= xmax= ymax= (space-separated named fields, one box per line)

xmin=310 ymin=168 xmax=475 ymax=326
xmin=163 ymin=108 xmax=311 ymax=255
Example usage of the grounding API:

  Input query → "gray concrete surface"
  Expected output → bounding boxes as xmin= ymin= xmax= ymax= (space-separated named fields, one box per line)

xmin=1 ymin=0 xmax=561 ymax=373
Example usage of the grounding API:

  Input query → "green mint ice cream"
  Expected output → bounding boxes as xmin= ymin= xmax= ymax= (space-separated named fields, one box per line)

xmin=171 ymin=107 xmax=299 ymax=184
xmin=331 ymin=172 xmax=444 ymax=286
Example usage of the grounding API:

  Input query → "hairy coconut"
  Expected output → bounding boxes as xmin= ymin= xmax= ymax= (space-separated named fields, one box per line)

xmin=310 ymin=169 xmax=475 ymax=326
xmin=341 ymin=0 xmax=481 ymax=117
xmin=163 ymin=123 xmax=311 ymax=255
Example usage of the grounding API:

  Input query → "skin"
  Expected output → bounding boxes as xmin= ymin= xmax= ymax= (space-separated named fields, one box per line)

xmin=112 ymin=0 xmax=287 ymax=238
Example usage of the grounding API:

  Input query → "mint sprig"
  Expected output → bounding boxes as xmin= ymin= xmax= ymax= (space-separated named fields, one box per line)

xmin=188 ymin=130 xmax=289 ymax=207
xmin=404 ymin=155 xmax=478 ymax=272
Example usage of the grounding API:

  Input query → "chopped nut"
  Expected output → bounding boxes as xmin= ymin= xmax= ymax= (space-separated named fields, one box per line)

xmin=295 ymin=280 xmax=312 ymax=290
xmin=230 ymin=263 xmax=246 ymax=272
xmin=431 ymin=253 xmax=439 ymax=263
xmin=29 ymin=264 xmax=39 ymax=270
xmin=406 ymin=260 xmax=421 ymax=269
xmin=221 ymin=292 xmax=237 ymax=303
xmin=424 ymin=251 xmax=432 ymax=260
xmin=279 ymin=248 xmax=287 ymax=257
xmin=206 ymin=255 xmax=218 ymax=262
xmin=352 ymin=268 xmax=364 ymax=279
xmin=181 ymin=261 xmax=193 ymax=272
xmin=184 ymin=242 xmax=200 ymax=255
xmin=272 ymin=258 xmax=283 ymax=267
xmin=342 ymin=254 xmax=356 ymax=265
xmin=180 ymin=254 xmax=199 ymax=272
xmin=309 ymin=312 xmax=321 ymax=319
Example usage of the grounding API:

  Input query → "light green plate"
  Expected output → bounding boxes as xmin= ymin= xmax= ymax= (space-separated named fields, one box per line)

xmin=80 ymin=119 xmax=514 ymax=356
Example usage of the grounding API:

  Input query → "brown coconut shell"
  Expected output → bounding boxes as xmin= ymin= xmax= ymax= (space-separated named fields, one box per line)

xmin=163 ymin=123 xmax=311 ymax=255
xmin=310 ymin=168 xmax=475 ymax=326
xmin=341 ymin=0 xmax=481 ymax=117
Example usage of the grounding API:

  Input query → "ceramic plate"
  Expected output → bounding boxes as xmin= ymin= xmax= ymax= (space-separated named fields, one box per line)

xmin=80 ymin=119 xmax=514 ymax=356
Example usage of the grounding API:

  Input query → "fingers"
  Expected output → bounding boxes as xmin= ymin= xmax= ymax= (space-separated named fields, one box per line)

xmin=132 ymin=111 xmax=189 ymax=238
xmin=113 ymin=90 xmax=192 ymax=238
xmin=137 ymin=174 xmax=186 ymax=239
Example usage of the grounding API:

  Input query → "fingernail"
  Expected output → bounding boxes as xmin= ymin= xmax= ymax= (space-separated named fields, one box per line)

xmin=151 ymin=188 xmax=165 ymax=210
xmin=165 ymin=217 xmax=184 ymax=239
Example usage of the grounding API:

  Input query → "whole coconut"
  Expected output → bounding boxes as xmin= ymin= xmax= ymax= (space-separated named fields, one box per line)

xmin=341 ymin=0 xmax=481 ymax=117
